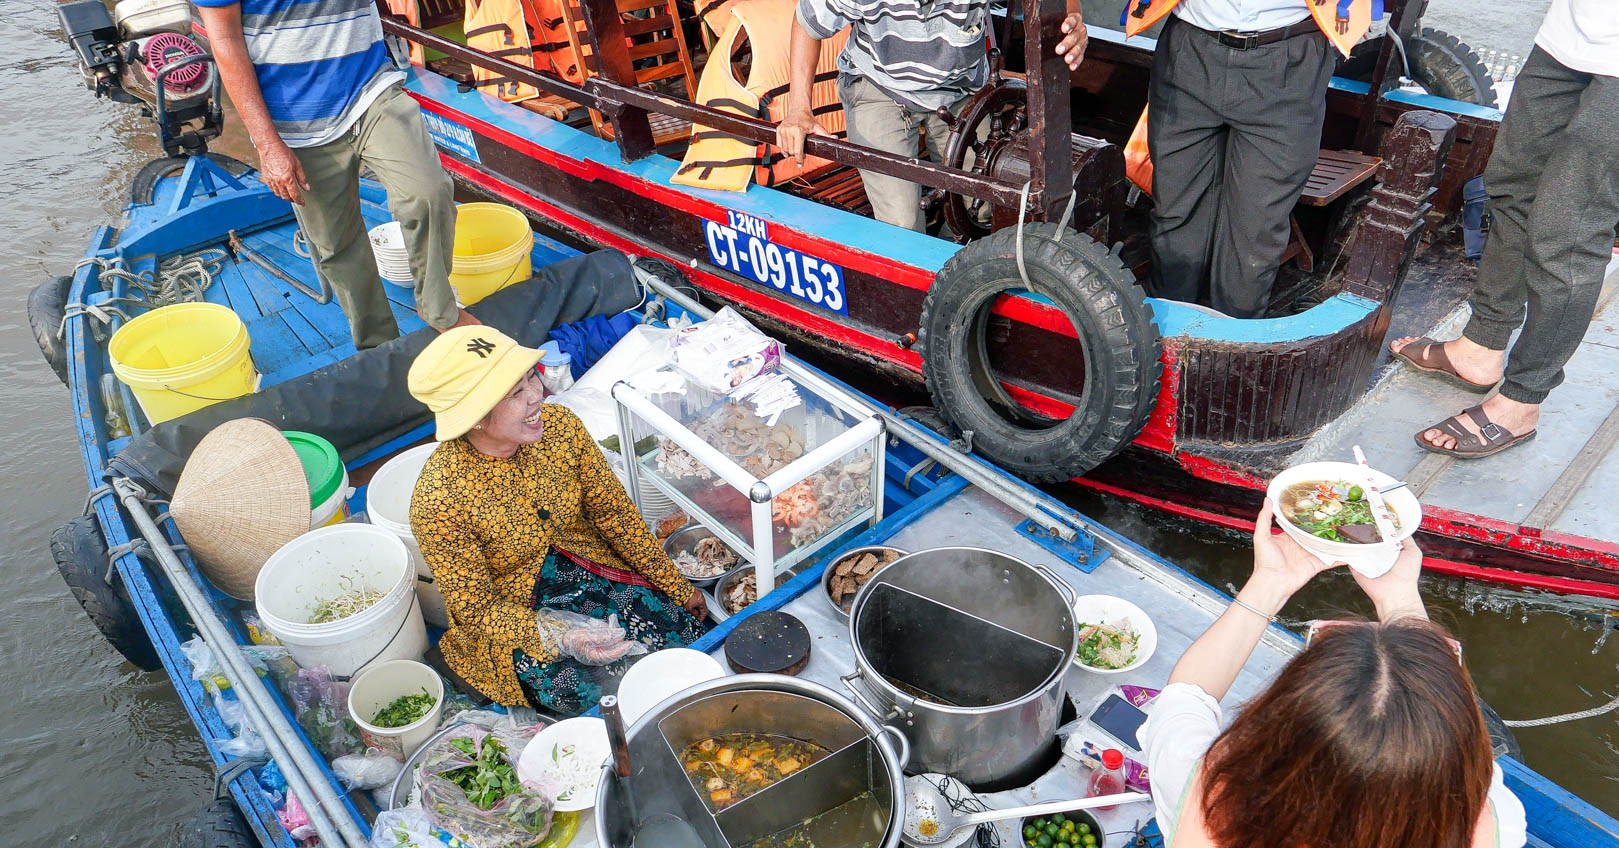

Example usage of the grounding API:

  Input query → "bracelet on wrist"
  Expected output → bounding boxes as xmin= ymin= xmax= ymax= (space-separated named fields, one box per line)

xmin=1231 ymin=596 xmax=1278 ymax=623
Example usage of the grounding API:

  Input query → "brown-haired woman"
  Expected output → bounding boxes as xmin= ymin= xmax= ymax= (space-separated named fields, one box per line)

xmin=1139 ymin=502 xmax=1527 ymax=848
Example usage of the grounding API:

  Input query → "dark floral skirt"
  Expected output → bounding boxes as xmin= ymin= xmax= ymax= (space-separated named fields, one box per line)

xmin=512 ymin=548 xmax=706 ymax=716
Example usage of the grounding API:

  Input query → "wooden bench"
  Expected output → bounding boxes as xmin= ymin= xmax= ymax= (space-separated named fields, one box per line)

xmin=1285 ymin=148 xmax=1382 ymax=271
xmin=1300 ymin=149 xmax=1383 ymax=206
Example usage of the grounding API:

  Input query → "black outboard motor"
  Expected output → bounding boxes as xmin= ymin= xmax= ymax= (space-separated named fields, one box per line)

xmin=57 ymin=0 xmax=223 ymax=157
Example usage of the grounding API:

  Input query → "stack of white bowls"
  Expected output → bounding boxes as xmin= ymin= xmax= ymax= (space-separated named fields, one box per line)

xmin=368 ymin=221 xmax=412 ymax=286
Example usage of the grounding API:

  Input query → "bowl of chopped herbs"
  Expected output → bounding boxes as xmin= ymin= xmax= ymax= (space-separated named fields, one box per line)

xmin=349 ymin=659 xmax=446 ymax=758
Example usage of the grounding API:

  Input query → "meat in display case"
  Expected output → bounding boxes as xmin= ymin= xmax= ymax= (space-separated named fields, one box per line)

xmin=612 ymin=366 xmax=885 ymax=592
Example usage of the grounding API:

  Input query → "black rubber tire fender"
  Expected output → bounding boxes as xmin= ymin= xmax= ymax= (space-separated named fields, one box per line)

xmin=920 ymin=224 xmax=1160 ymax=483
xmin=130 ymin=153 xmax=254 ymax=205
xmin=176 ymin=799 xmax=257 ymax=848
xmin=51 ymin=515 xmax=162 ymax=672
xmin=27 ymin=275 xmax=72 ymax=385
xmin=1406 ymin=27 xmax=1498 ymax=109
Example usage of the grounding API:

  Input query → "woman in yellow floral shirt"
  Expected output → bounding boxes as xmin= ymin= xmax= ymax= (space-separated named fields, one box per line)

xmin=407 ymin=326 xmax=706 ymax=712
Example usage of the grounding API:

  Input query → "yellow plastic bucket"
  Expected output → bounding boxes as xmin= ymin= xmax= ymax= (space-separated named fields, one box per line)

xmin=108 ymin=302 xmax=259 ymax=424
xmin=449 ymin=203 xmax=533 ymax=305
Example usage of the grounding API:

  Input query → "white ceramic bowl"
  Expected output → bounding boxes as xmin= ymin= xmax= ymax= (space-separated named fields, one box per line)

xmin=1266 ymin=461 xmax=1421 ymax=578
xmin=1070 ymin=594 xmax=1157 ymax=675
xmin=368 ymin=221 xmax=405 ymax=251
xmin=617 ymin=648 xmax=727 ymax=726
xmin=516 ymin=716 xmax=611 ymax=812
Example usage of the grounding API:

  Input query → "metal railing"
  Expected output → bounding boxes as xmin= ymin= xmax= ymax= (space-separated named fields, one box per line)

xmin=379 ymin=0 xmax=1079 ymax=218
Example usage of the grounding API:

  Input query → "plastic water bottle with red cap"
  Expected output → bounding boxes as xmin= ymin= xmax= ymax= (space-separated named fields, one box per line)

xmin=1086 ymin=748 xmax=1127 ymax=810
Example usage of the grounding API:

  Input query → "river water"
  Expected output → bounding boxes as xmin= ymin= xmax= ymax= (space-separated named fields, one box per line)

xmin=1 ymin=0 xmax=1611 ymax=843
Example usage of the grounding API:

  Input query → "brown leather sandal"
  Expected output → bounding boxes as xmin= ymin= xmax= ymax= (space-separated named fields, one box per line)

xmin=1415 ymin=405 xmax=1536 ymax=459
xmin=1392 ymin=338 xmax=1497 ymax=393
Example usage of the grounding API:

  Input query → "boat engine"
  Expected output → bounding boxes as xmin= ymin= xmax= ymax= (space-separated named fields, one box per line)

xmin=931 ymin=61 xmax=1128 ymax=245
xmin=57 ymin=0 xmax=222 ymax=158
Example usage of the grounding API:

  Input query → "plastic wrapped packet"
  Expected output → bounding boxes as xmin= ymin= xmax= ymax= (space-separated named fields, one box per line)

xmin=213 ymin=690 xmax=267 ymax=757
xmin=668 ymin=307 xmax=782 ymax=393
xmin=371 ymin=808 xmax=440 ymax=848
xmin=333 ymin=748 xmax=405 ymax=791
xmin=536 ymin=609 xmax=650 ymax=666
xmin=420 ymin=726 xmax=555 ymax=848
xmin=278 ymin=790 xmax=315 ymax=842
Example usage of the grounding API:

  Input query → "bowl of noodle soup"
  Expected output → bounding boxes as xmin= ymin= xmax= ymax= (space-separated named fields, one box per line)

xmin=1070 ymin=595 xmax=1156 ymax=674
xmin=1266 ymin=461 xmax=1421 ymax=578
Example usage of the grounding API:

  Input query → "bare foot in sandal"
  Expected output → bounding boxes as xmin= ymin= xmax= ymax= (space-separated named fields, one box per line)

xmin=1390 ymin=336 xmax=1505 ymax=391
xmin=1417 ymin=395 xmax=1540 ymax=457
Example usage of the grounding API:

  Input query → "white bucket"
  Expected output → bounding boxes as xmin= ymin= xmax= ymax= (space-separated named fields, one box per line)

xmin=254 ymin=524 xmax=428 ymax=678
xmin=347 ymin=659 xmax=445 ymax=760
xmin=366 ymin=443 xmax=450 ymax=628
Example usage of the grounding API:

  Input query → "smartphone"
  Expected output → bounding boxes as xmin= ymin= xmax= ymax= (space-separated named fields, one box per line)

xmin=1088 ymin=693 xmax=1149 ymax=751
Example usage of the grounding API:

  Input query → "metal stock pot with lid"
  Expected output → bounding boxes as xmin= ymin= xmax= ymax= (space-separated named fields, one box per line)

xmin=594 ymin=674 xmax=911 ymax=848
xmin=842 ymin=546 xmax=1078 ymax=787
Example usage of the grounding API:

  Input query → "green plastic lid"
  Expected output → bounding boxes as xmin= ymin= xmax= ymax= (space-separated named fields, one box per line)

xmin=282 ymin=431 xmax=345 ymax=508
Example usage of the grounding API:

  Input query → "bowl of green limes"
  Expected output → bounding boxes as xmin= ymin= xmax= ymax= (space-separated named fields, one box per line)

xmin=1019 ymin=809 xmax=1103 ymax=848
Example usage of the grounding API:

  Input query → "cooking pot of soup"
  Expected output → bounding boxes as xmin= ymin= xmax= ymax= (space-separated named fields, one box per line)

xmin=594 ymin=674 xmax=910 ymax=848
xmin=844 ymin=547 xmax=1078 ymax=787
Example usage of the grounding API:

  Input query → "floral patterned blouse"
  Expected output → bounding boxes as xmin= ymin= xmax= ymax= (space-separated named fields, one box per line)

xmin=409 ymin=404 xmax=695 ymax=706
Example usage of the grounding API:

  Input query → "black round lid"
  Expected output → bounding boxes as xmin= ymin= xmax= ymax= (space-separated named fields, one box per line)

xmin=724 ymin=610 xmax=811 ymax=675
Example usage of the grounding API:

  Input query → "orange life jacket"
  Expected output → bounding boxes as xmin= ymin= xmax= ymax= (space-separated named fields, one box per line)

xmin=672 ymin=0 xmax=849 ymax=192
xmin=464 ymin=0 xmax=584 ymax=103
xmin=1124 ymin=105 xmax=1151 ymax=194
xmin=380 ymin=0 xmax=425 ymax=67
xmin=1121 ymin=0 xmax=1383 ymax=57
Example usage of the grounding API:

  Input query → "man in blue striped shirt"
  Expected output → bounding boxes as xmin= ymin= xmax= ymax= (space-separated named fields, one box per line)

xmin=196 ymin=0 xmax=477 ymax=349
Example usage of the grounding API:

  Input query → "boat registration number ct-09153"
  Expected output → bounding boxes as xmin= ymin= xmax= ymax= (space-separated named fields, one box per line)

xmin=704 ymin=212 xmax=847 ymax=315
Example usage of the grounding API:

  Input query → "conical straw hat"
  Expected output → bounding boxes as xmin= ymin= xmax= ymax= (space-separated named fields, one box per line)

xmin=171 ymin=418 xmax=312 ymax=600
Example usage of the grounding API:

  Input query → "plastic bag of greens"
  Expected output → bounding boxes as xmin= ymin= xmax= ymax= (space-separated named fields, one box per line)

xmin=285 ymin=666 xmax=364 ymax=759
xmin=420 ymin=726 xmax=554 ymax=848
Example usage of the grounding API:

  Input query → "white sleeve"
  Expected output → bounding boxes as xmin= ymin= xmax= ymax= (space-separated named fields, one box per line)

xmin=1137 ymin=682 xmax=1223 ymax=843
xmin=1487 ymin=762 xmax=1528 ymax=848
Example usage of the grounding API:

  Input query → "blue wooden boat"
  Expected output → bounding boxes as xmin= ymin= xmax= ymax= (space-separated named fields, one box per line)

xmin=43 ymin=146 xmax=1618 ymax=846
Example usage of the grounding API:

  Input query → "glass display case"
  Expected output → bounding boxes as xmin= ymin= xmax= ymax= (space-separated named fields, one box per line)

xmin=612 ymin=367 xmax=885 ymax=591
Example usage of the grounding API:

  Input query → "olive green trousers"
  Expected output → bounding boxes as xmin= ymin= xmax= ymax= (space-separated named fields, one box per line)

xmin=290 ymin=84 xmax=459 ymax=350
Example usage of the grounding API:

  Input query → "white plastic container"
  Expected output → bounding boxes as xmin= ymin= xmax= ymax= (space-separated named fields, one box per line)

xmin=348 ymin=659 xmax=445 ymax=760
xmin=254 ymin=524 xmax=427 ymax=678
xmin=366 ymin=443 xmax=450 ymax=628
xmin=310 ymin=466 xmax=351 ymax=529
xmin=1266 ymin=461 xmax=1421 ymax=579
xmin=114 ymin=0 xmax=192 ymax=37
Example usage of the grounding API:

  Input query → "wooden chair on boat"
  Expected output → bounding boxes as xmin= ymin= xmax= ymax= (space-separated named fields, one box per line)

xmin=543 ymin=0 xmax=699 ymax=145
xmin=1284 ymin=149 xmax=1383 ymax=271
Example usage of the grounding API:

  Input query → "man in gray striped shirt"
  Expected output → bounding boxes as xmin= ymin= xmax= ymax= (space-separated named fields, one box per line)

xmin=778 ymin=0 xmax=1089 ymax=231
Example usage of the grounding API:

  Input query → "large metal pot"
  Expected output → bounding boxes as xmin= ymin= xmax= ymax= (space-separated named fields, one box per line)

xmin=843 ymin=547 xmax=1077 ymax=786
xmin=595 ymin=674 xmax=911 ymax=848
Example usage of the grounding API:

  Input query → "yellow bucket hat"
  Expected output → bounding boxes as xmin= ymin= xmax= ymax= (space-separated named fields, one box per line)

xmin=408 ymin=326 xmax=542 ymax=440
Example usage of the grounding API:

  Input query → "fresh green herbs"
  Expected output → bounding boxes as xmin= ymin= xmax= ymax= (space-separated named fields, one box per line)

xmin=371 ymin=689 xmax=437 ymax=728
xmin=1076 ymin=622 xmax=1139 ymax=670
xmin=443 ymin=737 xmax=524 ymax=810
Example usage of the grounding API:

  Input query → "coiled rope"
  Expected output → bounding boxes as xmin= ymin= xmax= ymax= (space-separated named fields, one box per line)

xmin=61 ymin=249 xmax=226 ymax=337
